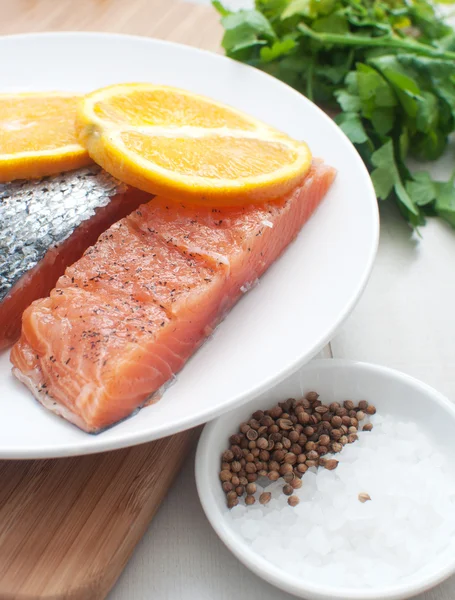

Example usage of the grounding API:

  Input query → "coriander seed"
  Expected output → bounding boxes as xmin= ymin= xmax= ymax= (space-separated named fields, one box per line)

xmin=268 ymin=460 xmax=280 ymax=472
xmin=344 ymin=400 xmax=354 ymax=410
xmin=221 ymin=462 xmax=230 ymax=471
xmin=259 ymin=450 xmax=270 ymax=461
xmin=227 ymin=497 xmax=238 ymax=509
xmin=269 ymin=406 xmax=283 ymax=418
xmin=356 ymin=411 xmax=366 ymax=421
xmin=256 ymin=437 xmax=268 ymax=450
xmin=280 ymin=463 xmax=294 ymax=476
xmin=268 ymin=470 xmax=279 ymax=481
xmin=331 ymin=415 xmax=342 ymax=428
xmin=291 ymin=477 xmax=302 ymax=489
xmin=324 ymin=459 xmax=339 ymax=471
xmin=277 ymin=418 xmax=293 ymax=430
xmin=259 ymin=492 xmax=271 ymax=505
xmin=231 ymin=475 xmax=240 ymax=486
xmin=284 ymin=452 xmax=297 ymax=464
xmin=246 ymin=483 xmax=257 ymax=495
xmin=289 ymin=430 xmax=300 ymax=443
xmin=319 ymin=434 xmax=330 ymax=446
xmin=283 ymin=472 xmax=294 ymax=483
xmin=290 ymin=443 xmax=302 ymax=455
xmin=366 ymin=405 xmax=377 ymax=415
xmin=222 ymin=482 xmax=233 ymax=493
xmin=222 ymin=450 xmax=234 ymax=462
xmin=358 ymin=492 xmax=372 ymax=503
xmin=245 ymin=495 xmax=255 ymax=505
xmin=288 ymin=495 xmax=299 ymax=507
xmin=282 ymin=437 xmax=292 ymax=449
xmin=231 ymin=445 xmax=242 ymax=460
xmin=249 ymin=418 xmax=260 ymax=430
xmin=220 ymin=470 xmax=232 ymax=482
xmin=261 ymin=415 xmax=274 ymax=427
xmin=283 ymin=484 xmax=293 ymax=496
xmin=235 ymin=485 xmax=244 ymax=496
xmin=363 ymin=423 xmax=373 ymax=432
xmin=358 ymin=400 xmax=368 ymax=411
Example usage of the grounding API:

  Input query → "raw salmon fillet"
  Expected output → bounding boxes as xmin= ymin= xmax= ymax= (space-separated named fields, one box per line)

xmin=11 ymin=161 xmax=336 ymax=432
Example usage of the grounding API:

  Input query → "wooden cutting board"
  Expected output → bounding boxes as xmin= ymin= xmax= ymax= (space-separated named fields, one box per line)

xmin=0 ymin=428 xmax=198 ymax=600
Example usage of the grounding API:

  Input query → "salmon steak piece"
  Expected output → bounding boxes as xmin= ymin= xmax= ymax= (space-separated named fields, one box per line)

xmin=0 ymin=166 xmax=149 ymax=350
xmin=11 ymin=160 xmax=336 ymax=432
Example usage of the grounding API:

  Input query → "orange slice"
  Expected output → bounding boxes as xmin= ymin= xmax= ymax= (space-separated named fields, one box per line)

xmin=76 ymin=83 xmax=312 ymax=206
xmin=0 ymin=92 xmax=92 ymax=182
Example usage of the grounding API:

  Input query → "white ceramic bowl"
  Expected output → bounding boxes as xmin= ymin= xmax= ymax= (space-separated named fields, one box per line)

xmin=196 ymin=359 xmax=455 ymax=600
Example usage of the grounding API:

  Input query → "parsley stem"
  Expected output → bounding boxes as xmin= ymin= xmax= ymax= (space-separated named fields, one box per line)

xmin=297 ymin=23 xmax=455 ymax=60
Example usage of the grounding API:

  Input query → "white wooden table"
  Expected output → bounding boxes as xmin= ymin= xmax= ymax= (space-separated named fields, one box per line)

xmin=3 ymin=1 xmax=455 ymax=598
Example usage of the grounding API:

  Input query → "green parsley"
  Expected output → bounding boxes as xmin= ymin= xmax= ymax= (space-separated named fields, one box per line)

xmin=214 ymin=0 xmax=455 ymax=228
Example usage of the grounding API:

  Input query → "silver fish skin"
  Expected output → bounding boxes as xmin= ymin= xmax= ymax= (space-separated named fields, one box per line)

xmin=0 ymin=166 xmax=126 ymax=302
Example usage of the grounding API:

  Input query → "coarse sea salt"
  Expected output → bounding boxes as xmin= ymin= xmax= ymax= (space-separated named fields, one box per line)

xmin=225 ymin=414 xmax=455 ymax=589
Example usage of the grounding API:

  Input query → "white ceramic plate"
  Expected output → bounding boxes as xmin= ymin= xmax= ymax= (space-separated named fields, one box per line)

xmin=0 ymin=32 xmax=378 ymax=458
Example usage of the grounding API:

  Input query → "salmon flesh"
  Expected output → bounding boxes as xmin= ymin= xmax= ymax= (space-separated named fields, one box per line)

xmin=11 ymin=161 xmax=336 ymax=432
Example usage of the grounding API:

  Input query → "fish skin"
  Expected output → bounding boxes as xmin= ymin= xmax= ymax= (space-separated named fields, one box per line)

xmin=0 ymin=166 xmax=126 ymax=302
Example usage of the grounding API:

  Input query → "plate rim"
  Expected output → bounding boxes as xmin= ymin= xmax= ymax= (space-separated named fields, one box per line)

xmin=0 ymin=31 xmax=379 ymax=458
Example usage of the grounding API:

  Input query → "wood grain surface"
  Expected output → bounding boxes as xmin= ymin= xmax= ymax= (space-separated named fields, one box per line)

xmin=0 ymin=428 xmax=198 ymax=600
xmin=0 ymin=0 xmax=222 ymax=52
